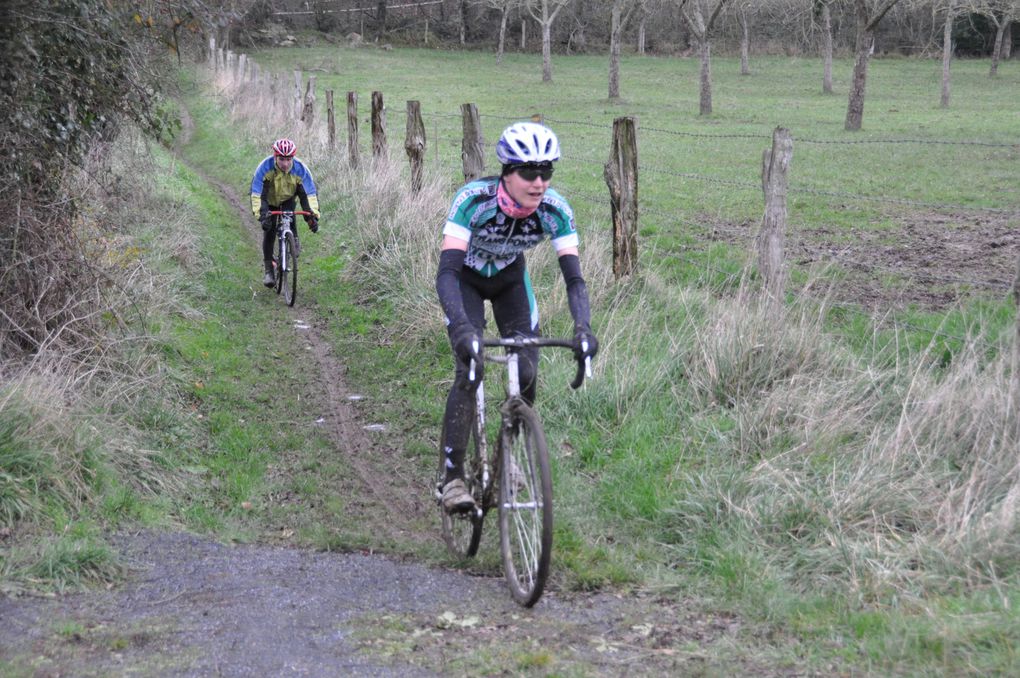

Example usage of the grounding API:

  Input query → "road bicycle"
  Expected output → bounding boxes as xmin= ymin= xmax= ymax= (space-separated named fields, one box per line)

xmin=267 ymin=209 xmax=309 ymax=307
xmin=436 ymin=335 xmax=591 ymax=607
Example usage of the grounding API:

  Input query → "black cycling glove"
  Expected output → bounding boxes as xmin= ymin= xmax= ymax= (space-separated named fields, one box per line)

xmin=306 ymin=216 xmax=319 ymax=233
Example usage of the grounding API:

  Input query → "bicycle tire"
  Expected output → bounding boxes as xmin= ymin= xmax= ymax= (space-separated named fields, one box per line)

xmin=438 ymin=419 xmax=484 ymax=558
xmin=282 ymin=232 xmax=298 ymax=307
xmin=497 ymin=399 xmax=553 ymax=607
xmin=273 ymin=233 xmax=284 ymax=295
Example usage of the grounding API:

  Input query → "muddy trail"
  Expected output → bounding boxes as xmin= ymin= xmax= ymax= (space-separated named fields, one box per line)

xmin=0 ymin=107 xmax=798 ymax=676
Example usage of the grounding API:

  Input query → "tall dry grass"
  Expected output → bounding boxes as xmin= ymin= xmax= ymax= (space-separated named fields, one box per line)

xmin=1 ymin=129 xmax=197 ymax=545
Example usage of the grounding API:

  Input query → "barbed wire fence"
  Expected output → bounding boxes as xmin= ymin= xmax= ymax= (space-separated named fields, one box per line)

xmin=208 ymin=43 xmax=1020 ymax=353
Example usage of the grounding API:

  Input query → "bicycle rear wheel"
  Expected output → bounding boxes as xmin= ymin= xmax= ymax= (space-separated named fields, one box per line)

xmin=437 ymin=419 xmax=484 ymax=558
xmin=282 ymin=232 xmax=298 ymax=306
xmin=497 ymin=399 xmax=553 ymax=607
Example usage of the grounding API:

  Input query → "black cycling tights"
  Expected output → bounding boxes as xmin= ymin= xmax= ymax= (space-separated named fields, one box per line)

xmin=443 ymin=256 xmax=538 ymax=479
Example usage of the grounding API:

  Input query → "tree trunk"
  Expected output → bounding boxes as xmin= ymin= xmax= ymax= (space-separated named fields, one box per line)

xmin=497 ymin=6 xmax=508 ymax=64
xmin=698 ymin=37 xmax=712 ymax=115
xmin=940 ymin=5 xmax=953 ymax=108
xmin=1003 ymin=22 xmax=1012 ymax=59
xmin=739 ymin=9 xmax=750 ymax=75
xmin=542 ymin=22 xmax=553 ymax=82
xmin=609 ymin=4 xmax=623 ymax=99
xmin=990 ymin=19 xmax=1007 ymax=76
xmin=521 ymin=19 xmax=526 ymax=50
xmin=822 ymin=3 xmax=833 ymax=94
xmin=376 ymin=0 xmax=387 ymax=39
xmin=460 ymin=0 xmax=467 ymax=45
xmin=844 ymin=25 xmax=873 ymax=131
xmin=638 ymin=16 xmax=646 ymax=55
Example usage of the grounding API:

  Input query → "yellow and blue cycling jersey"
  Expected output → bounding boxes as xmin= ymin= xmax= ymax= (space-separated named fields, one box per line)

xmin=249 ymin=156 xmax=320 ymax=218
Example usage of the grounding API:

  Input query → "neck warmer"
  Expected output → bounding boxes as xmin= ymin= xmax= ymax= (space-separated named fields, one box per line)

xmin=497 ymin=179 xmax=536 ymax=219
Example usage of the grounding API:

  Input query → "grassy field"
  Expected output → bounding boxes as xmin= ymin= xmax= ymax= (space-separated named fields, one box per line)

xmin=2 ymin=40 xmax=1018 ymax=674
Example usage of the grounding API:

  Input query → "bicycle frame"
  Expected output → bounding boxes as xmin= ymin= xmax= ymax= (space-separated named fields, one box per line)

xmin=468 ymin=336 xmax=590 ymax=513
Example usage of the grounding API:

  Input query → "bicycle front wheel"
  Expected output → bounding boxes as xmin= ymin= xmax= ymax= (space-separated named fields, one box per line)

xmin=282 ymin=232 xmax=298 ymax=306
xmin=437 ymin=419 xmax=484 ymax=558
xmin=497 ymin=399 xmax=553 ymax=607
xmin=273 ymin=234 xmax=284 ymax=295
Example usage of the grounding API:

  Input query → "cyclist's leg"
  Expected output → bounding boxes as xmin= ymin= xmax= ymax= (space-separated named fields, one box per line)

xmin=261 ymin=212 xmax=277 ymax=285
xmin=492 ymin=258 xmax=540 ymax=406
xmin=441 ymin=278 xmax=485 ymax=486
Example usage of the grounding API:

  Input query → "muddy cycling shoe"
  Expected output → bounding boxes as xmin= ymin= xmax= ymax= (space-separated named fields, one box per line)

xmin=262 ymin=261 xmax=275 ymax=287
xmin=441 ymin=478 xmax=476 ymax=514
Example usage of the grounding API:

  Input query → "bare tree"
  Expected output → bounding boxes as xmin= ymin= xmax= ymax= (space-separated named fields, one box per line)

xmin=734 ymin=1 xmax=753 ymax=75
xmin=936 ymin=0 xmax=960 ymax=107
xmin=678 ymin=0 xmax=733 ymax=115
xmin=844 ymin=0 xmax=903 ymax=131
xmin=609 ymin=0 xmax=644 ymax=99
xmin=969 ymin=0 xmax=1019 ymax=75
xmin=527 ymin=0 xmax=573 ymax=82
xmin=484 ymin=0 xmax=520 ymax=63
xmin=818 ymin=0 xmax=836 ymax=93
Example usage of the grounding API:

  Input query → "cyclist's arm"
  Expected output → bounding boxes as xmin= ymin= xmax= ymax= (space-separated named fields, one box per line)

xmin=436 ymin=235 xmax=470 ymax=329
xmin=294 ymin=183 xmax=320 ymax=221
xmin=558 ymin=251 xmax=591 ymax=332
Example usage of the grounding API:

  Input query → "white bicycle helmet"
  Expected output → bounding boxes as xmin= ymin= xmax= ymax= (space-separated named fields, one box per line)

xmin=495 ymin=122 xmax=560 ymax=165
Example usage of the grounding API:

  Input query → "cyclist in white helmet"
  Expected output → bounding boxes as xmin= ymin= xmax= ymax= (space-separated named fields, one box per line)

xmin=435 ymin=122 xmax=598 ymax=514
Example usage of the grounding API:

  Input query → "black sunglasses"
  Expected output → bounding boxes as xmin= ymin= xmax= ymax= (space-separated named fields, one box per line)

xmin=512 ymin=164 xmax=554 ymax=182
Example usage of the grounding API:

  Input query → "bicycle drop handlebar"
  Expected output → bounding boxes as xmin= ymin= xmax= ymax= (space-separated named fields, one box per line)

xmin=469 ymin=336 xmax=591 ymax=390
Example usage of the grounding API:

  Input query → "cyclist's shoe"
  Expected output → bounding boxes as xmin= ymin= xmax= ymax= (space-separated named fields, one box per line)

xmin=262 ymin=260 xmax=275 ymax=287
xmin=441 ymin=479 xmax=476 ymax=514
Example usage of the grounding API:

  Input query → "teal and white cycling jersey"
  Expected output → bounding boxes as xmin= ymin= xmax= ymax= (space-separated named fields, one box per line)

xmin=442 ymin=177 xmax=579 ymax=277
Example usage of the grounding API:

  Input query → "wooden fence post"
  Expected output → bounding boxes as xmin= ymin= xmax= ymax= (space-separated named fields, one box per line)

xmin=238 ymin=54 xmax=247 ymax=83
xmin=757 ymin=127 xmax=793 ymax=304
xmin=301 ymin=75 xmax=316 ymax=126
xmin=405 ymin=101 xmax=426 ymax=193
xmin=371 ymin=91 xmax=387 ymax=159
xmin=460 ymin=103 xmax=485 ymax=183
xmin=604 ymin=117 xmax=639 ymax=279
xmin=208 ymin=37 xmax=216 ymax=69
xmin=347 ymin=91 xmax=360 ymax=169
xmin=293 ymin=70 xmax=302 ymax=120
xmin=326 ymin=90 xmax=336 ymax=150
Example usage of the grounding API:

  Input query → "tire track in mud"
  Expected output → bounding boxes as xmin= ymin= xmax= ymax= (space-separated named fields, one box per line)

xmin=174 ymin=104 xmax=436 ymax=550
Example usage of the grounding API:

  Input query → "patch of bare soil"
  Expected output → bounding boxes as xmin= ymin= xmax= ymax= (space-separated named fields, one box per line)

xmin=708 ymin=210 xmax=1019 ymax=310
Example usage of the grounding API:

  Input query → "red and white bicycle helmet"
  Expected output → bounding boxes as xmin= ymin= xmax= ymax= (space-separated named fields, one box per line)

xmin=495 ymin=122 xmax=560 ymax=165
xmin=272 ymin=138 xmax=296 ymax=157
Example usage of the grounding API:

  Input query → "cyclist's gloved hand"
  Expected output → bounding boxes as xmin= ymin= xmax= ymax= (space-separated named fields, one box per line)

xmin=572 ymin=324 xmax=598 ymax=362
xmin=449 ymin=322 xmax=483 ymax=388
xmin=306 ymin=216 xmax=319 ymax=233
xmin=259 ymin=213 xmax=273 ymax=231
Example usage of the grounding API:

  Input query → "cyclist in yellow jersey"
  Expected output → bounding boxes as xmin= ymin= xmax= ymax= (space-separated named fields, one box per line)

xmin=250 ymin=138 xmax=321 ymax=287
